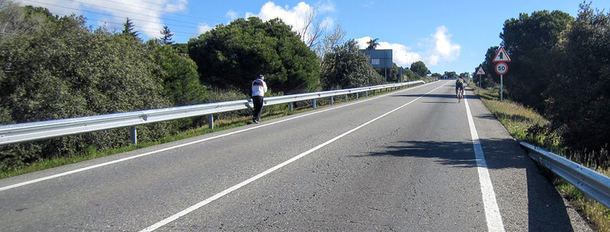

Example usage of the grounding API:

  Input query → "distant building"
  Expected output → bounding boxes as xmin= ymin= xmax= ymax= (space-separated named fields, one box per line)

xmin=359 ymin=49 xmax=393 ymax=69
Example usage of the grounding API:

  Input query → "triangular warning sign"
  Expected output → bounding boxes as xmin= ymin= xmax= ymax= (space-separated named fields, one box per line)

xmin=493 ymin=46 xmax=511 ymax=63
xmin=476 ymin=67 xmax=485 ymax=75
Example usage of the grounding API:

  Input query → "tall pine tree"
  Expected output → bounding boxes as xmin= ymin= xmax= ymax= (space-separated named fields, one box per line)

xmin=122 ymin=17 xmax=138 ymax=39
xmin=160 ymin=25 xmax=174 ymax=45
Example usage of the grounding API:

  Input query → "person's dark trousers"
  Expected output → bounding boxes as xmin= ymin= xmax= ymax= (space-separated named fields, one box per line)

xmin=252 ymin=96 xmax=264 ymax=122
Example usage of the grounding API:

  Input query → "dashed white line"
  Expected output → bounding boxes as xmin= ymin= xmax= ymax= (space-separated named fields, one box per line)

xmin=464 ymin=97 xmax=505 ymax=232
xmin=139 ymin=84 xmax=446 ymax=232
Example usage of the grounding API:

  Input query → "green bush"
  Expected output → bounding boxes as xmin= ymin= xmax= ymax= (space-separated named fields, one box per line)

xmin=188 ymin=17 xmax=320 ymax=95
xmin=0 ymin=5 xmax=173 ymax=171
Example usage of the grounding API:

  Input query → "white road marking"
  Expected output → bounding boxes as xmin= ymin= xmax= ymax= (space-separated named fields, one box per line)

xmin=0 ymin=82 xmax=438 ymax=192
xmin=139 ymin=84 xmax=446 ymax=232
xmin=464 ymin=97 xmax=505 ymax=232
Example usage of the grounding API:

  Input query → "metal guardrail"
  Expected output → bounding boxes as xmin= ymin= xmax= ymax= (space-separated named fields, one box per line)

xmin=0 ymin=80 xmax=425 ymax=145
xmin=520 ymin=142 xmax=610 ymax=208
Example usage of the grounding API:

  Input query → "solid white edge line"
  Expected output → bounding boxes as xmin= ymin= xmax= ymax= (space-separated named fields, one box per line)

xmin=139 ymin=83 xmax=446 ymax=232
xmin=0 ymin=82 xmax=439 ymax=192
xmin=464 ymin=97 xmax=505 ymax=232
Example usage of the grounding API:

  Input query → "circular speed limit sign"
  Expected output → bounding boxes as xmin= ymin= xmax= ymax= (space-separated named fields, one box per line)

xmin=495 ymin=62 xmax=509 ymax=75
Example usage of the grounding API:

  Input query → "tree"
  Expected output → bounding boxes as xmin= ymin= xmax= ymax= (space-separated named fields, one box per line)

xmin=0 ymin=0 xmax=25 ymax=34
xmin=122 ymin=17 xmax=138 ymax=39
xmin=544 ymin=3 xmax=610 ymax=155
xmin=476 ymin=46 xmax=500 ymax=88
xmin=188 ymin=17 xmax=320 ymax=94
xmin=315 ymin=24 xmax=345 ymax=58
xmin=320 ymin=40 xmax=384 ymax=89
xmin=431 ymin=73 xmax=442 ymax=79
xmin=366 ymin=38 xmax=379 ymax=50
xmin=500 ymin=10 xmax=572 ymax=111
xmin=443 ymin=71 xmax=458 ymax=79
xmin=160 ymin=25 xmax=174 ymax=45
xmin=386 ymin=63 xmax=402 ymax=82
xmin=403 ymin=68 xmax=419 ymax=81
xmin=298 ymin=8 xmax=323 ymax=48
xmin=147 ymin=42 xmax=207 ymax=106
xmin=0 ymin=6 xmax=172 ymax=171
xmin=459 ymin=72 xmax=470 ymax=81
xmin=410 ymin=61 xmax=429 ymax=77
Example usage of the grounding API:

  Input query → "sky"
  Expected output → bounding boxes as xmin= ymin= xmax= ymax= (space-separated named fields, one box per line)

xmin=13 ymin=0 xmax=610 ymax=74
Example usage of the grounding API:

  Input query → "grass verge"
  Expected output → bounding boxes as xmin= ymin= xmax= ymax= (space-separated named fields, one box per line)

xmin=469 ymin=82 xmax=609 ymax=232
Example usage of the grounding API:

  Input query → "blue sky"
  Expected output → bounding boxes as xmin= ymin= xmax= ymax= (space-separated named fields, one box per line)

xmin=15 ymin=0 xmax=610 ymax=74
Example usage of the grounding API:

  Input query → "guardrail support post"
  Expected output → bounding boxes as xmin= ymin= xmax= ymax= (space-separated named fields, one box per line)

xmin=312 ymin=99 xmax=317 ymax=109
xmin=345 ymin=94 xmax=348 ymax=102
xmin=356 ymin=92 xmax=359 ymax=100
xmin=130 ymin=126 xmax=137 ymax=145
xmin=289 ymin=102 xmax=294 ymax=112
xmin=330 ymin=96 xmax=334 ymax=105
xmin=365 ymin=91 xmax=368 ymax=97
xmin=209 ymin=114 xmax=214 ymax=130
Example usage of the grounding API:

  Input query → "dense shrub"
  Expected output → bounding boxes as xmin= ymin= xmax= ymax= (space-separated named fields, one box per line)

xmin=0 ymin=5 xmax=173 ymax=171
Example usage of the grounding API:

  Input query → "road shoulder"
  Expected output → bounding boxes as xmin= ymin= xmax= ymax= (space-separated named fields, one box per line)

xmin=464 ymin=88 xmax=592 ymax=232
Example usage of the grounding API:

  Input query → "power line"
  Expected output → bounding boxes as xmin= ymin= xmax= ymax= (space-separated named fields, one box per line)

xmin=14 ymin=1 xmax=204 ymax=40
xmin=74 ymin=0 xmax=220 ymax=23
xmin=21 ymin=0 xmax=213 ymax=39
xmin=23 ymin=0 xmax=204 ymax=28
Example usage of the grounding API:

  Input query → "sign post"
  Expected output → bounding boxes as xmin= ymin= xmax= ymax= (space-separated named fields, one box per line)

xmin=492 ymin=46 xmax=511 ymax=101
xmin=475 ymin=66 xmax=485 ymax=94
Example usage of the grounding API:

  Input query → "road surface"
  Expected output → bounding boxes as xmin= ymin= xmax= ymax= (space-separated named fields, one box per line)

xmin=0 ymin=80 xmax=591 ymax=231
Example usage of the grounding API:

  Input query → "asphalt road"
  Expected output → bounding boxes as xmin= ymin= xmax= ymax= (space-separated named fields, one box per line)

xmin=0 ymin=80 xmax=592 ymax=231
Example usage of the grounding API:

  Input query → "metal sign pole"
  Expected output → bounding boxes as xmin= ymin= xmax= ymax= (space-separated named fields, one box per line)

xmin=500 ymin=75 xmax=503 ymax=101
xmin=478 ymin=75 xmax=481 ymax=94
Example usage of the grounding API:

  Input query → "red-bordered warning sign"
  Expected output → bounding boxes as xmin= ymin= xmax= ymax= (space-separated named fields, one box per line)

xmin=495 ymin=62 xmax=508 ymax=75
xmin=476 ymin=66 xmax=485 ymax=76
xmin=492 ymin=46 xmax=511 ymax=63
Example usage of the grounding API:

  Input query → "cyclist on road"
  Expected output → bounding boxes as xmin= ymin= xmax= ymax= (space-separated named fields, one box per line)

xmin=456 ymin=76 xmax=465 ymax=100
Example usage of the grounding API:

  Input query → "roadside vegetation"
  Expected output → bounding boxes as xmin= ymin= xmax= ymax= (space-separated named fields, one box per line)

xmin=475 ymin=3 xmax=609 ymax=170
xmin=470 ymin=5 xmax=610 ymax=228
xmin=0 ymin=0 xmax=433 ymax=175
xmin=471 ymin=83 xmax=609 ymax=232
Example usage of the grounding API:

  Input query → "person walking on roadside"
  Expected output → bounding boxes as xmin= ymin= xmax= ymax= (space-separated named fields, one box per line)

xmin=251 ymin=74 xmax=268 ymax=124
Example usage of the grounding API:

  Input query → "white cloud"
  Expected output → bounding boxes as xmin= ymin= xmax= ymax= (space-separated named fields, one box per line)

xmin=198 ymin=23 xmax=213 ymax=34
xmin=320 ymin=17 xmax=334 ymax=30
xmin=250 ymin=2 xmax=313 ymax=30
xmin=425 ymin=26 xmax=461 ymax=65
xmin=247 ymin=1 xmax=334 ymax=44
xmin=14 ymin=0 xmax=80 ymax=16
xmin=15 ymin=0 xmax=189 ymax=39
xmin=353 ymin=26 xmax=461 ymax=68
xmin=226 ymin=10 xmax=238 ymax=21
xmin=316 ymin=0 xmax=335 ymax=13
xmin=164 ymin=0 xmax=187 ymax=13
xmin=355 ymin=36 xmax=422 ymax=67
xmin=362 ymin=1 xmax=376 ymax=8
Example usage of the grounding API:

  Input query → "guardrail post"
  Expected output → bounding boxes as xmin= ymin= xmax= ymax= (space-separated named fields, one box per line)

xmin=208 ymin=114 xmax=214 ymax=130
xmin=289 ymin=102 xmax=294 ymax=112
xmin=365 ymin=91 xmax=368 ymax=97
xmin=330 ymin=96 xmax=334 ymax=105
xmin=356 ymin=92 xmax=359 ymax=100
xmin=312 ymin=99 xmax=317 ymax=109
xmin=345 ymin=94 xmax=348 ymax=102
xmin=130 ymin=126 xmax=137 ymax=145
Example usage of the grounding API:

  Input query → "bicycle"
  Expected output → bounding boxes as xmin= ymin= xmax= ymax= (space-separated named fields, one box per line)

xmin=456 ymin=87 xmax=464 ymax=102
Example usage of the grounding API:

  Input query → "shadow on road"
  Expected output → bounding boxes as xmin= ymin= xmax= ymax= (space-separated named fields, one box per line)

xmin=350 ymin=139 xmax=577 ymax=231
